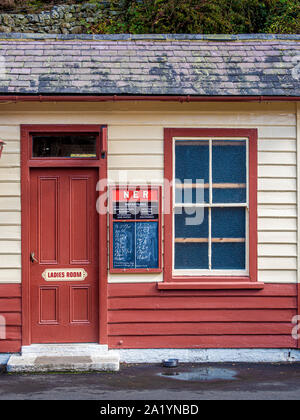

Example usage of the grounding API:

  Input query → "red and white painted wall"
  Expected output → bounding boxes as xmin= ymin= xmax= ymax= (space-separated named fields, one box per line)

xmin=0 ymin=99 xmax=299 ymax=360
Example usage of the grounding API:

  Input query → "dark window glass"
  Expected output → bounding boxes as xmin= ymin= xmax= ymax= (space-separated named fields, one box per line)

xmin=175 ymin=140 xmax=209 ymax=204
xmin=32 ymin=134 xmax=97 ymax=158
xmin=174 ymin=138 xmax=247 ymax=272
xmin=175 ymin=242 xmax=209 ymax=269
xmin=174 ymin=207 xmax=209 ymax=269
xmin=211 ymin=207 xmax=246 ymax=270
xmin=212 ymin=140 xmax=246 ymax=203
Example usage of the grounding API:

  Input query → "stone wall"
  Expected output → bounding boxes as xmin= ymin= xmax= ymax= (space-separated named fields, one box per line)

xmin=0 ymin=2 xmax=120 ymax=34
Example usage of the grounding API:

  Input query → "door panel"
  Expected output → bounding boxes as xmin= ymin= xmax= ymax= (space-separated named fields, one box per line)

xmin=39 ymin=287 xmax=59 ymax=324
xmin=39 ymin=177 xmax=58 ymax=264
xmin=70 ymin=286 xmax=91 ymax=323
xmin=30 ymin=168 xmax=99 ymax=343
xmin=70 ymin=177 xmax=90 ymax=263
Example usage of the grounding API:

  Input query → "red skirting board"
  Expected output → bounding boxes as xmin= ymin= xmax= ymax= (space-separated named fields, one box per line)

xmin=0 ymin=284 xmax=22 ymax=353
xmin=0 ymin=283 xmax=299 ymax=352
xmin=108 ymin=283 xmax=298 ymax=349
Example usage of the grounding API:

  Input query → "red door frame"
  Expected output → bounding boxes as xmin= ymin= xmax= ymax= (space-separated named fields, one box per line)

xmin=21 ymin=124 xmax=108 ymax=346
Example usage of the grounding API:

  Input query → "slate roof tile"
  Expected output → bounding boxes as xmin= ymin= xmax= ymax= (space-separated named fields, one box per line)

xmin=0 ymin=33 xmax=299 ymax=96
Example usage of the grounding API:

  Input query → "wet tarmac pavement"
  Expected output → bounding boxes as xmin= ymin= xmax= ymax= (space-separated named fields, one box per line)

xmin=1 ymin=363 xmax=300 ymax=400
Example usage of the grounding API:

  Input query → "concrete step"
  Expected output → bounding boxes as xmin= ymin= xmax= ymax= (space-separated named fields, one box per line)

xmin=7 ymin=344 xmax=120 ymax=373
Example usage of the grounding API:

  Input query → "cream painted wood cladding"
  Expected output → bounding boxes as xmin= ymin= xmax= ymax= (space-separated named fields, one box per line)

xmin=0 ymin=101 xmax=297 ymax=284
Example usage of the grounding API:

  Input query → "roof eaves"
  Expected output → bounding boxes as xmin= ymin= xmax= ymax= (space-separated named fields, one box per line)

xmin=0 ymin=32 xmax=299 ymax=42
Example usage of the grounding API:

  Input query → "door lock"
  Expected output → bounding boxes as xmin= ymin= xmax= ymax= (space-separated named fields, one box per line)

xmin=30 ymin=252 xmax=38 ymax=263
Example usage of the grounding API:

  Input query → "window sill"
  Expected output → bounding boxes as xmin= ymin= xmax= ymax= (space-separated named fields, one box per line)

xmin=157 ymin=282 xmax=264 ymax=290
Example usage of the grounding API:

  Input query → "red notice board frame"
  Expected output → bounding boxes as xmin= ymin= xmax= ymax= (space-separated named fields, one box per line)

xmin=109 ymin=185 xmax=162 ymax=274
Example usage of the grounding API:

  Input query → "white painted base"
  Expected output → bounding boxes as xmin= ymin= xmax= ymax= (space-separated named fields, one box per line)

xmin=21 ymin=343 xmax=109 ymax=356
xmin=6 ymin=344 xmax=120 ymax=373
xmin=0 ymin=354 xmax=10 ymax=365
xmin=119 ymin=348 xmax=300 ymax=364
xmin=5 ymin=347 xmax=300 ymax=371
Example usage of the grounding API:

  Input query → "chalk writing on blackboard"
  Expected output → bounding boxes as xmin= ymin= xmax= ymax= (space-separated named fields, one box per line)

xmin=113 ymin=221 xmax=159 ymax=269
xmin=113 ymin=223 xmax=135 ymax=268
xmin=136 ymin=222 xmax=158 ymax=268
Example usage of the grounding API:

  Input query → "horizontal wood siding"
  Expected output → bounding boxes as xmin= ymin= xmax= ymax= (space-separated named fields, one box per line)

xmin=0 ymin=101 xmax=297 ymax=284
xmin=0 ymin=125 xmax=21 ymax=284
xmin=106 ymin=102 xmax=297 ymax=284
xmin=108 ymin=283 xmax=297 ymax=349
xmin=0 ymin=284 xmax=21 ymax=352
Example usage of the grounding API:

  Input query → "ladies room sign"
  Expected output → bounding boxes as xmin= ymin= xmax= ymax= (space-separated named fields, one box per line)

xmin=110 ymin=186 xmax=162 ymax=273
xmin=42 ymin=268 xmax=88 ymax=281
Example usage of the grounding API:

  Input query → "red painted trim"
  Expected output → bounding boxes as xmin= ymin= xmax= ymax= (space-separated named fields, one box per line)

xmin=99 ymin=125 xmax=108 ymax=345
xmin=157 ymin=282 xmax=264 ymax=290
xmin=249 ymin=129 xmax=258 ymax=282
xmin=21 ymin=125 xmax=31 ymax=345
xmin=109 ymin=185 xmax=162 ymax=274
xmin=0 ymin=95 xmax=299 ymax=103
xmin=109 ymin=282 xmax=296 ymax=297
xmin=21 ymin=124 xmax=108 ymax=346
xmin=164 ymin=128 xmax=258 ymax=285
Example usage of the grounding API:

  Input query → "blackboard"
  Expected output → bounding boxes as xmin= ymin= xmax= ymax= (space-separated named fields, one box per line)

xmin=110 ymin=185 xmax=161 ymax=272
xmin=136 ymin=222 xmax=159 ymax=268
xmin=113 ymin=223 xmax=135 ymax=269
xmin=113 ymin=221 xmax=159 ymax=269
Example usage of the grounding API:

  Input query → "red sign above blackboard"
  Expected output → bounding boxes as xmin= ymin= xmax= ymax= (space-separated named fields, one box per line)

xmin=112 ymin=187 xmax=159 ymax=202
xmin=112 ymin=187 xmax=159 ymax=221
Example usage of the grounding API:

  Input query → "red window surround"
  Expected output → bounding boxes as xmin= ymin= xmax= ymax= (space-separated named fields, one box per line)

xmin=160 ymin=128 xmax=262 ymax=290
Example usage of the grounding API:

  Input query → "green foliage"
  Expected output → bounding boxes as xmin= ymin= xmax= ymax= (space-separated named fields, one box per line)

xmin=264 ymin=0 xmax=300 ymax=33
xmin=0 ymin=0 xmax=299 ymax=34
xmin=86 ymin=0 xmax=300 ymax=34
xmin=27 ymin=1 xmax=45 ymax=11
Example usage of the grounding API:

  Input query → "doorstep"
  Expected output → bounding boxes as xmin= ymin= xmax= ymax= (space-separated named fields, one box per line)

xmin=6 ymin=344 xmax=120 ymax=373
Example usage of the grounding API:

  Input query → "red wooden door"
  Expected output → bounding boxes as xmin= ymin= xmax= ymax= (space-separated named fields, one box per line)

xmin=30 ymin=168 xmax=99 ymax=343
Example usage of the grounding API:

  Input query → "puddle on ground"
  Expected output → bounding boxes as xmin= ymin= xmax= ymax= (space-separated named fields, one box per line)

xmin=158 ymin=367 xmax=237 ymax=382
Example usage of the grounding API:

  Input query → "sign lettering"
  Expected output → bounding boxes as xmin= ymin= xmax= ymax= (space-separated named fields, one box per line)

xmin=42 ymin=269 xmax=88 ymax=282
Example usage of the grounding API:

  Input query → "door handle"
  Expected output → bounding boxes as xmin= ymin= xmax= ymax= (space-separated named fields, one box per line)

xmin=30 ymin=252 xmax=38 ymax=263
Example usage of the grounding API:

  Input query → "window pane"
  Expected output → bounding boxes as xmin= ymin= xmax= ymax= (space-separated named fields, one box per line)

xmin=33 ymin=134 xmax=97 ymax=158
xmin=212 ymin=243 xmax=245 ymax=270
xmin=175 ymin=184 xmax=208 ymax=205
xmin=174 ymin=207 xmax=209 ymax=269
xmin=175 ymin=243 xmax=209 ymax=269
xmin=211 ymin=207 xmax=246 ymax=270
xmin=175 ymin=140 xmax=209 ymax=203
xmin=175 ymin=207 xmax=208 ymax=238
xmin=212 ymin=140 xmax=246 ymax=203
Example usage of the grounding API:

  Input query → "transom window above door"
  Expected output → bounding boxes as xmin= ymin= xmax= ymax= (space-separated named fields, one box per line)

xmin=32 ymin=133 xmax=98 ymax=159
